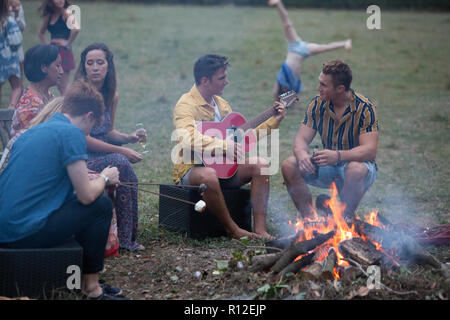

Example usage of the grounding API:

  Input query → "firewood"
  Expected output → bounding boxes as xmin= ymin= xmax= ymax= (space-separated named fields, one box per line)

xmin=272 ymin=230 xmax=335 ymax=274
xmin=249 ymin=252 xmax=282 ymax=272
xmin=321 ymin=248 xmax=337 ymax=280
xmin=338 ymin=265 xmax=364 ymax=282
xmin=265 ymin=230 xmax=303 ymax=252
xmin=279 ymin=253 xmax=315 ymax=278
xmin=400 ymin=233 xmax=446 ymax=271
xmin=354 ymin=220 xmax=446 ymax=271
xmin=300 ymin=261 xmax=323 ymax=280
xmin=338 ymin=237 xmax=382 ymax=266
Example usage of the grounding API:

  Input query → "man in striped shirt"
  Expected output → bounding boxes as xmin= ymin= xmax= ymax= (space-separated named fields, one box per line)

xmin=281 ymin=60 xmax=379 ymax=221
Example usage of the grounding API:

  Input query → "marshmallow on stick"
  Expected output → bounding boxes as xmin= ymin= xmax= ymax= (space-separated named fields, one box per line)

xmin=195 ymin=200 xmax=206 ymax=213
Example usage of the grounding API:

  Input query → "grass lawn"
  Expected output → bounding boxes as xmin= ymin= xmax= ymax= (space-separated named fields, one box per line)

xmin=2 ymin=1 xmax=449 ymax=300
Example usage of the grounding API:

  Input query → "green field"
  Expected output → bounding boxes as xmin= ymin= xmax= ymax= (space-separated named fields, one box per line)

xmin=1 ymin=1 xmax=449 ymax=299
xmin=4 ymin=1 xmax=449 ymax=231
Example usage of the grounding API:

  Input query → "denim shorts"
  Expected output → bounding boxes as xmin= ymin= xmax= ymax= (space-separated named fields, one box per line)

xmin=305 ymin=161 xmax=378 ymax=192
xmin=287 ymin=38 xmax=310 ymax=58
xmin=178 ymin=166 xmax=245 ymax=190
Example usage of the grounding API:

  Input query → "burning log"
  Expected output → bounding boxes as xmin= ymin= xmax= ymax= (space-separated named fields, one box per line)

xmin=265 ymin=230 xmax=303 ymax=252
xmin=300 ymin=261 xmax=323 ymax=281
xmin=279 ymin=253 xmax=315 ymax=278
xmin=249 ymin=252 xmax=282 ymax=272
xmin=321 ymin=248 xmax=337 ymax=280
xmin=354 ymin=219 xmax=445 ymax=270
xmin=338 ymin=237 xmax=382 ymax=266
xmin=272 ymin=230 xmax=335 ymax=274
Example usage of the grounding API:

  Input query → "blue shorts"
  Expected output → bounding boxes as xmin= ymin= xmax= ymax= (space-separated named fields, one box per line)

xmin=287 ymin=39 xmax=310 ymax=58
xmin=178 ymin=166 xmax=245 ymax=190
xmin=305 ymin=161 xmax=377 ymax=192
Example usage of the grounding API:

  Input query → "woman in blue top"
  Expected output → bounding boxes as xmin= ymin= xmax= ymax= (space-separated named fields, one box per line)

xmin=38 ymin=0 xmax=79 ymax=95
xmin=268 ymin=0 xmax=352 ymax=100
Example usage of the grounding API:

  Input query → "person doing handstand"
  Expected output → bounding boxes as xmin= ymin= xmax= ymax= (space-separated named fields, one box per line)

xmin=268 ymin=0 xmax=352 ymax=100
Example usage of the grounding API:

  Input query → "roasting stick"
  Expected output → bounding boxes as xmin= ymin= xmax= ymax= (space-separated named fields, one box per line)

xmin=120 ymin=182 xmax=203 ymax=189
xmin=118 ymin=182 xmax=207 ymax=212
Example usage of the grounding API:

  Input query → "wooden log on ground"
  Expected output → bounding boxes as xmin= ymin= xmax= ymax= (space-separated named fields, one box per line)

xmin=301 ymin=261 xmax=323 ymax=281
xmin=272 ymin=230 xmax=335 ymax=274
xmin=249 ymin=252 xmax=283 ymax=272
xmin=279 ymin=252 xmax=315 ymax=278
xmin=354 ymin=220 xmax=445 ymax=270
xmin=265 ymin=230 xmax=303 ymax=253
xmin=401 ymin=233 xmax=446 ymax=270
xmin=338 ymin=237 xmax=382 ymax=266
xmin=321 ymin=248 xmax=337 ymax=280
xmin=337 ymin=265 xmax=364 ymax=282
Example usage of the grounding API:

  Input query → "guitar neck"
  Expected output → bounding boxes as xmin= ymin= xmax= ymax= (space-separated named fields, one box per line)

xmin=239 ymin=107 xmax=276 ymax=132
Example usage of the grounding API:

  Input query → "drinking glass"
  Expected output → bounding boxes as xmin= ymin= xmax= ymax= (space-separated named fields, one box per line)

xmin=135 ymin=123 xmax=149 ymax=154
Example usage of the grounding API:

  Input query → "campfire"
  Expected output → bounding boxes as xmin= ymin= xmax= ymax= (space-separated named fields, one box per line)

xmin=250 ymin=182 xmax=446 ymax=281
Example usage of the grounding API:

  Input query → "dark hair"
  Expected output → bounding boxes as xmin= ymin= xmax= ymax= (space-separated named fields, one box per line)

xmin=74 ymin=42 xmax=117 ymax=110
xmin=23 ymin=44 xmax=60 ymax=83
xmin=322 ymin=59 xmax=353 ymax=91
xmin=62 ymin=80 xmax=105 ymax=123
xmin=39 ymin=0 xmax=70 ymax=17
xmin=193 ymin=54 xmax=230 ymax=85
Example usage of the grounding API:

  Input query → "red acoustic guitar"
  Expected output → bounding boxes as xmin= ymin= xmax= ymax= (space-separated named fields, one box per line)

xmin=196 ymin=91 xmax=299 ymax=179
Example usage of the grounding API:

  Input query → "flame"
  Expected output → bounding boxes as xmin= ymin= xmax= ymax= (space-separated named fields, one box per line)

xmin=364 ymin=210 xmax=382 ymax=227
xmin=333 ymin=267 xmax=340 ymax=280
xmin=327 ymin=182 xmax=360 ymax=266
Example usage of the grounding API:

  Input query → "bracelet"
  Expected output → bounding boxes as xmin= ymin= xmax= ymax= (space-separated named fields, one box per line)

xmin=336 ymin=150 xmax=341 ymax=166
xmin=99 ymin=174 xmax=109 ymax=185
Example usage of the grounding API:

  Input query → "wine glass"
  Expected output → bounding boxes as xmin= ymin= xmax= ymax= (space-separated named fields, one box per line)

xmin=135 ymin=123 xmax=149 ymax=154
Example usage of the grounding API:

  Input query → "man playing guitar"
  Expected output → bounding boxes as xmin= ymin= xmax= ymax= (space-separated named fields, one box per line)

xmin=172 ymin=54 xmax=287 ymax=240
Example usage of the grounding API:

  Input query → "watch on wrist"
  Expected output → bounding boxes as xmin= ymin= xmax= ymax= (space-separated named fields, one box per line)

xmin=100 ymin=174 xmax=109 ymax=185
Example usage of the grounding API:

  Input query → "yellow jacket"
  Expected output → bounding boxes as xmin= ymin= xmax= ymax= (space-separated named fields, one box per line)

xmin=172 ymin=85 xmax=280 ymax=183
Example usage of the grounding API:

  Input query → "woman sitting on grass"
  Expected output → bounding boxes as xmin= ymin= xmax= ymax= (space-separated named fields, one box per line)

xmin=74 ymin=42 xmax=146 ymax=252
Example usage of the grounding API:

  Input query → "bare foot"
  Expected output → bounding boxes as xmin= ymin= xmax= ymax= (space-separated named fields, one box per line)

xmin=268 ymin=0 xmax=280 ymax=6
xmin=344 ymin=39 xmax=352 ymax=51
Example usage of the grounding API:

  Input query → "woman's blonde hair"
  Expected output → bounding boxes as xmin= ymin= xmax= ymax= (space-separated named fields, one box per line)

xmin=28 ymin=97 xmax=64 ymax=128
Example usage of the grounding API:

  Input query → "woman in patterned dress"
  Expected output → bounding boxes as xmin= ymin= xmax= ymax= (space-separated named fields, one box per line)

xmin=10 ymin=44 xmax=62 ymax=139
xmin=0 ymin=0 xmax=22 ymax=109
xmin=74 ymin=42 xmax=146 ymax=252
